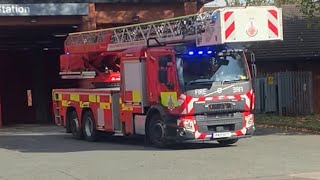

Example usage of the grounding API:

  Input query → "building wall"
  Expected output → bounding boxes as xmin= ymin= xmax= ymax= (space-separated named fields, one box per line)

xmin=0 ymin=1 xmax=200 ymax=126
xmin=0 ymin=52 xmax=35 ymax=124
xmin=78 ymin=2 xmax=198 ymax=31
xmin=0 ymin=2 xmax=198 ymax=29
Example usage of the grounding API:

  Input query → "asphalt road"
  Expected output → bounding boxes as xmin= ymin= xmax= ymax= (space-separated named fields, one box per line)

xmin=0 ymin=125 xmax=320 ymax=180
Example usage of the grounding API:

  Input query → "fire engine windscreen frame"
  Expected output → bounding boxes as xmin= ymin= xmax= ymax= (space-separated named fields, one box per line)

xmin=175 ymin=50 xmax=250 ymax=92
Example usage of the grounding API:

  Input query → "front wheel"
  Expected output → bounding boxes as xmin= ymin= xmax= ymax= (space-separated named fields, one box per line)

xmin=82 ymin=111 xmax=98 ymax=142
xmin=148 ymin=114 xmax=169 ymax=148
xmin=217 ymin=139 xmax=239 ymax=145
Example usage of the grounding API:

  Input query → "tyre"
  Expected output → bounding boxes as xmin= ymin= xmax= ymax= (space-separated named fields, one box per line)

xmin=147 ymin=114 xmax=169 ymax=148
xmin=68 ymin=110 xmax=83 ymax=139
xmin=82 ymin=110 xmax=98 ymax=142
xmin=65 ymin=110 xmax=72 ymax=133
xmin=217 ymin=139 xmax=239 ymax=145
xmin=66 ymin=122 xmax=72 ymax=133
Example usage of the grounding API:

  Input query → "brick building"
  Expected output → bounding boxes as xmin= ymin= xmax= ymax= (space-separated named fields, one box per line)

xmin=0 ymin=0 xmax=205 ymax=127
xmin=1 ymin=1 xmax=318 ymax=127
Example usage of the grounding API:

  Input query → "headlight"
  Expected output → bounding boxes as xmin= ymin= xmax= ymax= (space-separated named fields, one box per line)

xmin=183 ymin=120 xmax=195 ymax=132
xmin=245 ymin=114 xmax=254 ymax=127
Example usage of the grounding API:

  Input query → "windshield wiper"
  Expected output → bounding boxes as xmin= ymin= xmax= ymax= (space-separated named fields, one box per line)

xmin=186 ymin=80 xmax=214 ymax=85
xmin=222 ymin=79 xmax=248 ymax=84
xmin=186 ymin=78 xmax=248 ymax=86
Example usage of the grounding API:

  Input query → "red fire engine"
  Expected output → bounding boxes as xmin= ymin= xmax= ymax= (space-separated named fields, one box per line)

xmin=52 ymin=6 xmax=283 ymax=147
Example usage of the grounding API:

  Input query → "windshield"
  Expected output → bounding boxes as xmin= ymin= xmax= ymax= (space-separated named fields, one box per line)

xmin=176 ymin=51 xmax=249 ymax=90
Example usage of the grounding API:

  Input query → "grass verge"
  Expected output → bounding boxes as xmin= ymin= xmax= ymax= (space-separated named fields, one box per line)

xmin=255 ymin=114 xmax=320 ymax=134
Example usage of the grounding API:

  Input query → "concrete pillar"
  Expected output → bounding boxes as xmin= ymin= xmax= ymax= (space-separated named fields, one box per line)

xmin=32 ymin=50 xmax=49 ymax=123
xmin=184 ymin=1 xmax=198 ymax=15
xmin=79 ymin=3 xmax=97 ymax=31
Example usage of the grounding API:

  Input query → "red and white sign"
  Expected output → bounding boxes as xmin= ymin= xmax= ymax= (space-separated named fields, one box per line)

xmin=197 ymin=6 xmax=283 ymax=46
xmin=267 ymin=9 xmax=280 ymax=38
xmin=224 ymin=11 xmax=235 ymax=40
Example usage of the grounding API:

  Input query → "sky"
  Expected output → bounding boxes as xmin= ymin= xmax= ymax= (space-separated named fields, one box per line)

xmin=204 ymin=0 xmax=228 ymax=7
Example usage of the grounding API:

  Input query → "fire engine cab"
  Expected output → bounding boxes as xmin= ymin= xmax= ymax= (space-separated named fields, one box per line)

xmin=52 ymin=6 xmax=283 ymax=147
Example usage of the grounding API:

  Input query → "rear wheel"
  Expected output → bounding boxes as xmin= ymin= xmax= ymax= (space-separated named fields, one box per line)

xmin=66 ymin=109 xmax=74 ymax=133
xmin=68 ymin=110 xmax=83 ymax=139
xmin=82 ymin=110 xmax=98 ymax=142
xmin=217 ymin=139 xmax=238 ymax=145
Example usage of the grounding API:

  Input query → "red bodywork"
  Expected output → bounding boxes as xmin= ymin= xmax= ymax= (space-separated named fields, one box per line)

xmin=53 ymin=45 xmax=255 ymax=142
xmin=50 ymin=6 xmax=287 ymax=145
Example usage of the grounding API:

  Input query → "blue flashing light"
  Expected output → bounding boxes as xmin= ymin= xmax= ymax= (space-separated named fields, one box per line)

xmin=186 ymin=48 xmax=214 ymax=56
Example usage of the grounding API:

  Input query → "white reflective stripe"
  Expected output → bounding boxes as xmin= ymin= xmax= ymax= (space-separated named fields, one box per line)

xmin=227 ymin=96 xmax=235 ymax=99
xmin=268 ymin=10 xmax=279 ymax=38
xmin=218 ymin=96 xmax=225 ymax=100
xmin=240 ymin=94 xmax=250 ymax=108
xmin=224 ymin=11 xmax=236 ymax=40
xmin=178 ymin=99 xmax=184 ymax=106
xmin=179 ymin=94 xmax=186 ymax=99
xmin=187 ymin=98 xmax=198 ymax=113
xmin=195 ymin=131 xmax=201 ymax=139
xmin=241 ymin=128 xmax=247 ymax=135
xmin=204 ymin=85 xmax=235 ymax=97
xmin=177 ymin=119 xmax=182 ymax=126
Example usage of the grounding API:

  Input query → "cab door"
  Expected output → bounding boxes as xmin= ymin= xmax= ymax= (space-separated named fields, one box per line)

xmin=145 ymin=48 xmax=181 ymax=111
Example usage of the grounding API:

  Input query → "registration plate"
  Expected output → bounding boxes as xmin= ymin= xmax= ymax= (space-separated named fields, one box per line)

xmin=213 ymin=132 xmax=232 ymax=139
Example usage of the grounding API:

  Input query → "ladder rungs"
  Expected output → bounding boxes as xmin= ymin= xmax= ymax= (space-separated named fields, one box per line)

xmin=64 ymin=8 xmax=215 ymax=52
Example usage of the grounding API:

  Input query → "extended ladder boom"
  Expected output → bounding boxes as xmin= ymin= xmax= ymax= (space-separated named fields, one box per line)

xmin=64 ymin=6 xmax=283 ymax=54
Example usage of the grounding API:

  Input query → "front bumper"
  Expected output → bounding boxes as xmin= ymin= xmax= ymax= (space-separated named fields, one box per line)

xmin=172 ymin=125 xmax=255 ymax=143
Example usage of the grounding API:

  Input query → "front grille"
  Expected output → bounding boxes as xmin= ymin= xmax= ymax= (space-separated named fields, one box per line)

xmin=207 ymin=102 xmax=233 ymax=110
xmin=194 ymin=100 xmax=246 ymax=114
xmin=196 ymin=114 xmax=242 ymax=126
xmin=196 ymin=113 xmax=243 ymax=133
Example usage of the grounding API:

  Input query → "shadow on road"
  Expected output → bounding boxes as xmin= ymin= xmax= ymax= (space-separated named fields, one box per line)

xmin=0 ymin=124 xmax=313 ymax=153
xmin=0 ymin=133 xmax=238 ymax=153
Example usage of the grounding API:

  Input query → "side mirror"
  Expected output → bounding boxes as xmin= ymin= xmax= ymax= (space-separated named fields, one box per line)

xmin=250 ymin=52 xmax=257 ymax=77
xmin=158 ymin=55 xmax=174 ymax=90
xmin=244 ymin=51 xmax=257 ymax=78
xmin=244 ymin=51 xmax=255 ymax=63
xmin=250 ymin=51 xmax=256 ymax=63
xmin=251 ymin=64 xmax=257 ymax=78
xmin=219 ymin=59 xmax=229 ymax=66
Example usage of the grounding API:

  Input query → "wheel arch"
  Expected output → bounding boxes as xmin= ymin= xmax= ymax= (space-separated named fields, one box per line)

xmin=145 ymin=105 xmax=168 ymax=138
